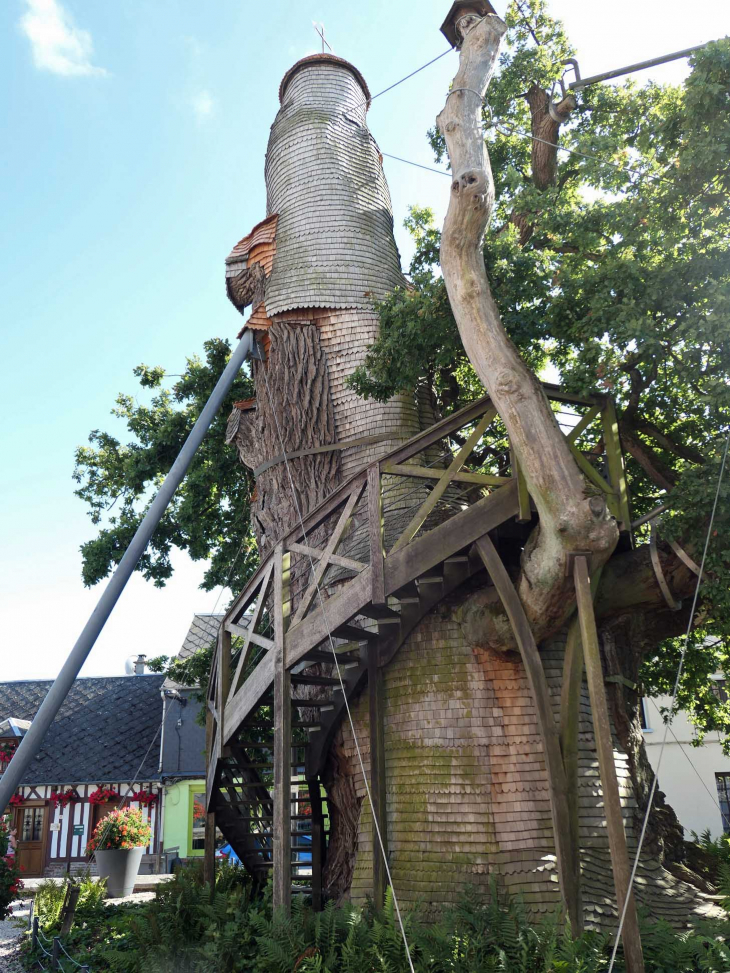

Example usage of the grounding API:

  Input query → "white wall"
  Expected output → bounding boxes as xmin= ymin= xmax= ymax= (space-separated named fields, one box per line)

xmin=642 ymin=692 xmax=730 ymax=839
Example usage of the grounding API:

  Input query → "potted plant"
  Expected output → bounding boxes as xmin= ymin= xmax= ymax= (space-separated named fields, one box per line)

xmin=86 ymin=807 xmax=151 ymax=898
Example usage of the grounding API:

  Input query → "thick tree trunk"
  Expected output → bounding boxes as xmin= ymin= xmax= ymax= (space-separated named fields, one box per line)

xmin=437 ymin=13 xmax=618 ymax=646
xmin=227 ymin=321 xmax=341 ymax=554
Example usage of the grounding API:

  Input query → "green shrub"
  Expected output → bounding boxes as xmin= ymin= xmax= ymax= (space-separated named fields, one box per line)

xmin=23 ymin=864 xmax=730 ymax=972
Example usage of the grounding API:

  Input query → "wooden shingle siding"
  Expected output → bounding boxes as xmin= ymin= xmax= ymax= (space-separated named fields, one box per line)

xmin=263 ymin=61 xmax=407 ymax=317
xmin=332 ymin=610 xmax=719 ymax=926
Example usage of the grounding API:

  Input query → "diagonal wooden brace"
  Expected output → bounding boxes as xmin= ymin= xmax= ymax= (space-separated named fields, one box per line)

xmin=475 ymin=534 xmax=581 ymax=936
xmin=573 ymin=555 xmax=645 ymax=973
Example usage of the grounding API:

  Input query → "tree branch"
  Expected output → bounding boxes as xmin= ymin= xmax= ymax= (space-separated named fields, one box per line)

xmin=437 ymin=12 xmax=618 ymax=638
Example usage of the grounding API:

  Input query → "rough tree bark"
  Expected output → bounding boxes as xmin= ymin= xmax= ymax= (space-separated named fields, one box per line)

xmin=437 ymin=12 xmax=619 ymax=649
xmin=227 ymin=321 xmax=341 ymax=554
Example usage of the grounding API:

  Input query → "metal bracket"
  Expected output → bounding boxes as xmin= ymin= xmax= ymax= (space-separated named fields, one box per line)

xmin=251 ymin=337 xmax=267 ymax=362
xmin=548 ymin=58 xmax=581 ymax=121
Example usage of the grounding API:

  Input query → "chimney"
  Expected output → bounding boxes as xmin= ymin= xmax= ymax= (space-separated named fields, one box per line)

xmin=134 ymin=654 xmax=147 ymax=675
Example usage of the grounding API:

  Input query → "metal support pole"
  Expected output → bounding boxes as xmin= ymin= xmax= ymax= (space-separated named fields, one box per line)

xmin=569 ymin=43 xmax=710 ymax=91
xmin=52 ymin=937 xmax=61 ymax=969
xmin=31 ymin=915 xmax=38 ymax=950
xmin=0 ymin=331 xmax=255 ymax=814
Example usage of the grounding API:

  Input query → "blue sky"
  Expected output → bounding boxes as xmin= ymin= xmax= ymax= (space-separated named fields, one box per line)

xmin=1 ymin=0 xmax=727 ymax=682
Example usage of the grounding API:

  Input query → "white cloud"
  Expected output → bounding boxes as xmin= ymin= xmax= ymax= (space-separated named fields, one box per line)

xmin=190 ymin=89 xmax=215 ymax=120
xmin=19 ymin=0 xmax=107 ymax=77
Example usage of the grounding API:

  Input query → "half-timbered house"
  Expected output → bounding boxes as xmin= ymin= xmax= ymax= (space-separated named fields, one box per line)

xmin=0 ymin=675 xmax=163 ymax=877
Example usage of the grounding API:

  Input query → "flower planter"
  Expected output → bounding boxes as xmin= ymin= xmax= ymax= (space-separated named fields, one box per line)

xmin=95 ymin=846 xmax=145 ymax=898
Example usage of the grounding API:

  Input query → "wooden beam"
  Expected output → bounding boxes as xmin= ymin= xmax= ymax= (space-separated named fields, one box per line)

xmin=573 ymin=555 xmax=644 ymax=973
xmin=391 ymin=409 xmax=497 ymax=553
xmin=368 ymin=642 xmax=388 ymax=906
xmin=216 ymin=628 xmax=231 ymax=755
xmin=273 ymin=543 xmax=291 ymax=914
xmin=565 ymin=405 xmax=600 ymax=444
xmin=383 ymin=396 xmax=496 ymax=468
xmin=292 ymin=481 xmax=365 ymax=625
xmin=227 ymin=623 xmax=274 ymax=652
xmin=203 ymin=810 xmax=216 ymax=888
xmin=368 ymin=464 xmax=385 ymax=605
xmin=601 ymin=398 xmax=631 ymax=530
xmin=567 ymin=441 xmax=616 ymax=501
xmin=509 ymin=447 xmax=531 ymax=523
xmin=475 ymin=534 xmax=580 ymax=937
xmin=381 ymin=463 xmax=509 ymax=487
xmin=287 ymin=541 xmax=365 ymax=572
xmin=224 ymin=652 xmax=275 ymax=743
xmin=227 ymin=562 xmax=274 ymax=706
xmin=560 ymin=567 xmax=603 ymax=890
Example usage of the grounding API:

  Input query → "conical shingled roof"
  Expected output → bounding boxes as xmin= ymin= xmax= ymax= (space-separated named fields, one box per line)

xmin=263 ymin=55 xmax=408 ymax=316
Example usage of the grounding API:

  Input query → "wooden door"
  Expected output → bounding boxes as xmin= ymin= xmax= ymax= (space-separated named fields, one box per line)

xmin=91 ymin=802 xmax=116 ymax=844
xmin=15 ymin=804 xmax=47 ymax=877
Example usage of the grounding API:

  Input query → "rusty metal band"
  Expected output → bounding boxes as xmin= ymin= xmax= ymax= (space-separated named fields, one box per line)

xmin=668 ymin=539 xmax=702 ymax=577
xmin=253 ymin=434 xmax=393 ymax=478
xmin=650 ymin=524 xmax=682 ymax=611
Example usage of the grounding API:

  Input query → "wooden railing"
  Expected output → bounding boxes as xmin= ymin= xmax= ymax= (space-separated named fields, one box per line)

xmin=206 ymin=384 xmax=629 ymax=766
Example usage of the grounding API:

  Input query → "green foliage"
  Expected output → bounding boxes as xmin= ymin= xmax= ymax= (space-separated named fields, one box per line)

xmin=34 ymin=871 xmax=108 ymax=931
xmin=349 ymin=1 xmax=730 ymax=739
xmin=74 ymin=338 xmax=258 ymax=593
xmin=27 ymin=865 xmax=730 ymax=972
xmin=73 ymin=0 xmax=730 ymax=740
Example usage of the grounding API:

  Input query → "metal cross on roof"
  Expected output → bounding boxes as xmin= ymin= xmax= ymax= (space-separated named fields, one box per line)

xmin=312 ymin=21 xmax=332 ymax=54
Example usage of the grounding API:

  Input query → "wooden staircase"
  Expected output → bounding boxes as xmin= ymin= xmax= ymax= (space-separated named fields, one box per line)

xmin=206 ymin=386 xmax=631 ymax=908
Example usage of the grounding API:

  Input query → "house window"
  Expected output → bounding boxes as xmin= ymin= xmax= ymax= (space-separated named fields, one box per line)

xmin=20 ymin=806 xmax=44 ymax=842
xmin=191 ymin=792 xmax=206 ymax=851
xmin=716 ymin=773 xmax=730 ymax=834
xmin=639 ymin=699 xmax=649 ymax=730
xmin=711 ymin=680 xmax=728 ymax=704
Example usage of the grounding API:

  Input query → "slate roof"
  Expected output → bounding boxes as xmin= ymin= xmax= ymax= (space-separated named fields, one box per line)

xmin=0 ymin=675 xmax=165 ymax=785
xmin=163 ymin=614 xmax=224 ymax=691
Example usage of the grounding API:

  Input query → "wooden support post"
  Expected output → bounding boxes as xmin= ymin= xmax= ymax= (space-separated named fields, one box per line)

xmin=309 ymin=778 xmax=325 ymax=912
xmin=273 ymin=544 xmax=292 ymax=913
xmin=475 ymin=534 xmax=580 ymax=937
xmin=510 ymin=446 xmax=531 ymax=523
xmin=601 ymin=399 xmax=631 ymax=531
xmin=368 ymin=464 xmax=385 ymax=605
xmin=203 ymin=706 xmax=216 ymax=886
xmin=217 ymin=628 xmax=232 ymax=755
xmin=559 ymin=618 xmax=584 ymax=925
xmin=559 ymin=564 xmax=603 ymax=927
xmin=203 ymin=811 xmax=216 ymax=888
xmin=59 ymin=882 xmax=80 ymax=937
xmin=368 ymin=641 xmax=388 ymax=908
xmin=574 ymin=555 xmax=644 ymax=973
xmin=52 ymin=936 xmax=61 ymax=970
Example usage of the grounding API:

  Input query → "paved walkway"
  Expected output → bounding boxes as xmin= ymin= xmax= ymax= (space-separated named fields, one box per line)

xmin=0 ymin=900 xmax=30 ymax=973
xmin=21 ymin=873 xmax=172 ymax=895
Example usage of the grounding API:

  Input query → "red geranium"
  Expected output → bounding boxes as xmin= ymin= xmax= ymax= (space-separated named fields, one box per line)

xmin=89 ymin=787 xmax=120 ymax=805
xmin=130 ymin=789 xmax=157 ymax=807
xmin=8 ymin=795 xmax=23 ymax=807
xmin=50 ymin=789 xmax=79 ymax=809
